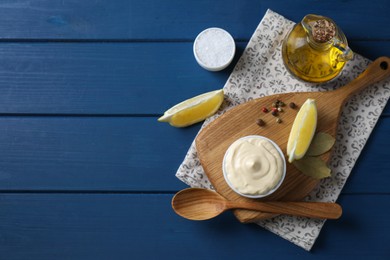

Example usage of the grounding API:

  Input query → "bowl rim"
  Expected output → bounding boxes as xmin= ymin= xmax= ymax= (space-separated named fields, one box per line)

xmin=193 ymin=27 xmax=236 ymax=71
xmin=222 ymin=135 xmax=287 ymax=199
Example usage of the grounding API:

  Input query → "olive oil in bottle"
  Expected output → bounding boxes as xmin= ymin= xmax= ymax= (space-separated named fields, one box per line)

xmin=282 ymin=14 xmax=353 ymax=83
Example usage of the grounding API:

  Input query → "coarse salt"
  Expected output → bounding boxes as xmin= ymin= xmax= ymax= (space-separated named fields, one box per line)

xmin=193 ymin=28 xmax=235 ymax=71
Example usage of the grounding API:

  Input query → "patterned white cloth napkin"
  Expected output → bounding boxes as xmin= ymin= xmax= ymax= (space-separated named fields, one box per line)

xmin=176 ymin=9 xmax=390 ymax=250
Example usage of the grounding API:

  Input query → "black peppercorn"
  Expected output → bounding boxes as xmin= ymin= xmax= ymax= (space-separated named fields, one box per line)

xmin=289 ymin=102 xmax=297 ymax=109
xmin=256 ymin=119 xmax=265 ymax=126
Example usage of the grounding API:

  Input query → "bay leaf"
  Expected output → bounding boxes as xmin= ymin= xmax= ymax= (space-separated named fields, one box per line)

xmin=306 ymin=132 xmax=336 ymax=156
xmin=293 ymin=156 xmax=331 ymax=179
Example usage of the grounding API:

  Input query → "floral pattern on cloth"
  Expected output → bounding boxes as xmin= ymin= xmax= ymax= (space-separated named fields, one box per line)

xmin=175 ymin=9 xmax=390 ymax=251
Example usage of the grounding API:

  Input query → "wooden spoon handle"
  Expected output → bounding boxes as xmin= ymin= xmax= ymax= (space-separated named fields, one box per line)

xmin=333 ymin=56 xmax=390 ymax=101
xmin=227 ymin=201 xmax=342 ymax=219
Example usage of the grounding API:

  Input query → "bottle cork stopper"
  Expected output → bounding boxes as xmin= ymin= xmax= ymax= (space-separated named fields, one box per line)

xmin=311 ymin=19 xmax=336 ymax=43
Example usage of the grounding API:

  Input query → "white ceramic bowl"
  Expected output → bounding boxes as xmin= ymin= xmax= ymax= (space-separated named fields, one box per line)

xmin=222 ymin=135 xmax=286 ymax=199
xmin=193 ymin=27 xmax=235 ymax=71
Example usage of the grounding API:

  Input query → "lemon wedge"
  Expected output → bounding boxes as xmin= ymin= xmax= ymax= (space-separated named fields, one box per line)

xmin=158 ymin=89 xmax=224 ymax=127
xmin=287 ymin=98 xmax=317 ymax=163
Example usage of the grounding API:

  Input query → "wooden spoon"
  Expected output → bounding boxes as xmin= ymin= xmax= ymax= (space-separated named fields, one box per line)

xmin=172 ymin=188 xmax=342 ymax=221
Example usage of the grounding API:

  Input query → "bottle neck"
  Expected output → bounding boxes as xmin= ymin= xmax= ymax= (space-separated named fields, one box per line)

xmin=307 ymin=35 xmax=333 ymax=51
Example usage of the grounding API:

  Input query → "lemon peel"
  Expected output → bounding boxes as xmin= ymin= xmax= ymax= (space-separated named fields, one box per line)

xmin=287 ymin=98 xmax=317 ymax=163
xmin=158 ymin=89 xmax=224 ymax=127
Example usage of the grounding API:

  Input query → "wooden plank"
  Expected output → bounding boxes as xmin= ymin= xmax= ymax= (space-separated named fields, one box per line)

xmin=0 ymin=193 xmax=388 ymax=259
xmin=0 ymin=116 xmax=387 ymax=193
xmin=0 ymin=42 xmax=242 ymax=114
xmin=0 ymin=0 xmax=388 ymax=40
xmin=342 ymin=115 xmax=390 ymax=193
xmin=0 ymin=42 xmax=387 ymax=115
xmin=0 ymin=117 xmax=192 ymax=191
xmin=350 ymin=41 xmax=390 ymax=63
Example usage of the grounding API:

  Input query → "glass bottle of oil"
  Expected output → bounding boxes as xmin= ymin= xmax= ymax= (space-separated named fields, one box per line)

xmin=282 ymin=14 xmax=353 ymax=83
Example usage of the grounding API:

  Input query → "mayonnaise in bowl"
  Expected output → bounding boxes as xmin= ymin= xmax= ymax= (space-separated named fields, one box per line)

xmin=222 ymin=135 xmax=286 ymax=198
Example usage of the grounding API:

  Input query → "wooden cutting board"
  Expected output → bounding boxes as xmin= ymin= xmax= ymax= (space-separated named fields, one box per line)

xmin=196 ymin=57 xmax=390 ymax=223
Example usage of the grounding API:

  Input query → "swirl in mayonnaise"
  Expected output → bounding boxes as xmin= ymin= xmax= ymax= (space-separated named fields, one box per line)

xmin=223 ymin=136 xmax=285 ymax=197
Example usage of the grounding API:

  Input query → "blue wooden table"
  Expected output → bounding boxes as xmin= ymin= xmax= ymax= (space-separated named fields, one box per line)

xmin=0 ymin=1 xmax=389 ymax=259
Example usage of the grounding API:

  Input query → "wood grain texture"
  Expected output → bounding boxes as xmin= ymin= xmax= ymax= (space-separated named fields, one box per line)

xmin=196 ymin=57 xmax=390 ymax=222
xmin=0 ymin=116 xmax=388 ymax=192
xmin=0 ymin=0 xmax=388 ymax=40
xmin=0 ymin=42 xmax=387 ymax=114
xmin=0 ymin=0 xmax=388 ymax=258
xmin=172 ymin=188 xmax=342 ymax=220
xmin=0 ymin=194 xmax=388 ymax=259
xmin=0 ymin=117 xmax=193 ymax=191
xmin=0 ymin=42 xmax=241 ymax=114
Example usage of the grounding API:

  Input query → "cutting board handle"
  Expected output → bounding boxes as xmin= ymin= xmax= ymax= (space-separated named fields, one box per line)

xmin=333 ymin=56 xmax=390 ymax=101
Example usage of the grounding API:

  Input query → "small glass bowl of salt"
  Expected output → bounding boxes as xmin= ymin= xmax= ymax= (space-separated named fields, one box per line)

xmin=193 ymin=28 xmax=236 ymax=71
